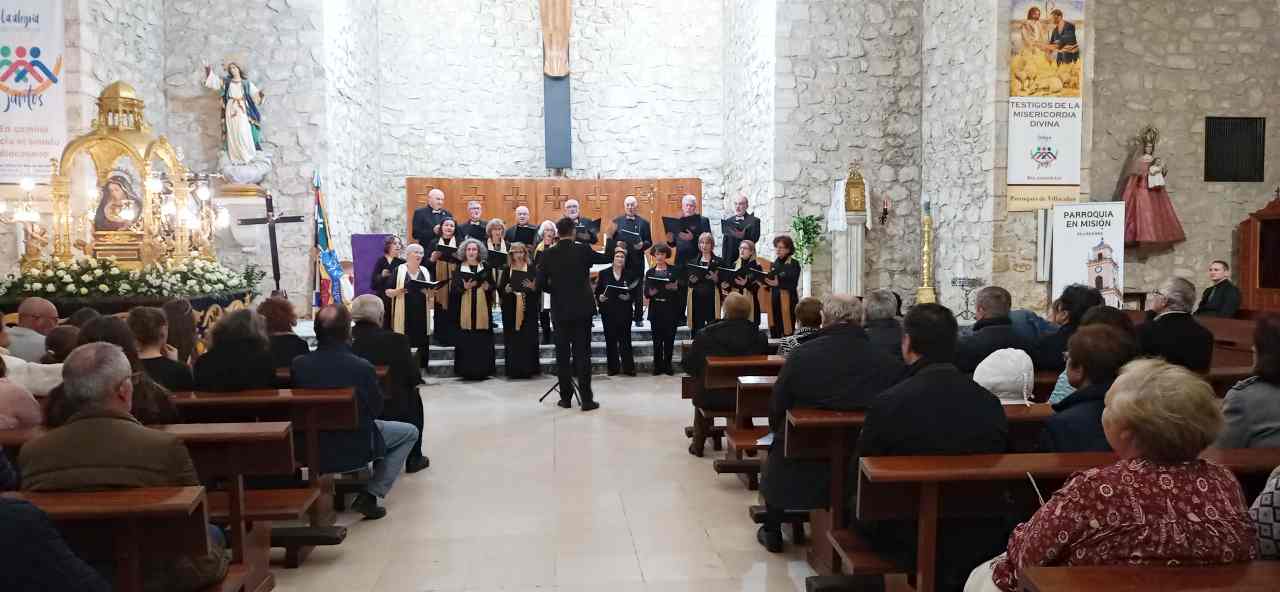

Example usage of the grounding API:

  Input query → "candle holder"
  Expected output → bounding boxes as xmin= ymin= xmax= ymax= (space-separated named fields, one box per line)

xmin=915 ymin=202 xmax=937 ymax=304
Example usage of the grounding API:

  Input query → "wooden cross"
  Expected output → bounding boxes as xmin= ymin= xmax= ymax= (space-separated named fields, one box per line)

xmin=632 ymin=184 xmax=657 ymax=216
xmin=502 ymin=185 xmax=529 ymax=210
xmin=666 ymin=185 xmax=693 ymax=212
xmin=542 ymin=186 xmax=569 ymax=214
xmin=413 ymin=185 xmax=440 ymax=209
xmin=238 ymin=193 xmax=305 ymax=297
xmin=584 ymin=184 xmax=610 ymax=216
xmin=460 ymin=185 xmax=487 ymax=209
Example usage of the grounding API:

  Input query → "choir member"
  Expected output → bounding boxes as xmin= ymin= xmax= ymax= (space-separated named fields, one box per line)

xmin=411 ymin=188 xmax=453 ymax=247
xmin=563 ymin=199 xmax=598 ymax=244
xmin=385 ymin=243 xmax=432 ymax=366
xmin=500 ymin=242 xmax=541 ymax=379
xmin=765 ymin=235 xmax=801 ymax=338
xmin=666 ymin=194 xmax=712 ymax=266
xmin=370 ymin=235 xmax=405 ymax=330
xmin=612 ymin=196 xmax=653 ymax=326
xmin=595 ymin=247 xmax=637 ymax=376
xmin=486 ymin=218 xmax=510 ymax=287
xmin=721 ymin=239 xmax=763 ymax=327
xmin=429 ymin=218 xmax=461 ymax=347
xmin=646 ymin=243 xmax=682 ymax=375
xmin=457 ymin=200 xmax=488 ymax=242
xmin=686 ymin=231 xmax=723 ymax=336
xmin=450 ymin=238 xmax=496 ymax=380
xmin=533 ymin=220 xmax=559 ymax=345
xmin=720 ymin=193 xmax=761 ymax=262
xmin=504 ymin=205 xmax=539 ymax=245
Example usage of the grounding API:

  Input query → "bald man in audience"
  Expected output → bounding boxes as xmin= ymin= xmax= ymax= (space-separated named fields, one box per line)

xmin=1141 ymin=276 xmax=1214 ymax=373
xmin=8 ymin=297 xmax=58 ymax=362
xmin=411 ymin=188 xmax=454 ymax=248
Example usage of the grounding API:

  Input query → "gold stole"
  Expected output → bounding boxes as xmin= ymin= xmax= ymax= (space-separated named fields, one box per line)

xmin=434 ymin=238 xmax=458 ymax=310
xmin=510 ymin=264 xmax=527 ymax=330
xmin=391 ymin=264 xmax=429 ymax=335
xmin=459 ymin=265 xmax=491 ymax=331
xmin=686 ymin=257 xmax=721 ymax=323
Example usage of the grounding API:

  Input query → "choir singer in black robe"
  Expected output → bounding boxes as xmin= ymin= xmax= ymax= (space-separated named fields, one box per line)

xmin=533 ymin=220 xmax=559 ymax=345
xmin=536 ymin=217 xmax=612 ymax=410
xmin=646 ymin=243 xmax=682 ymax=375
xmin=666 ymin=194 xmax=712 ymax=267
xmin=612 ymin=196 xmax=653 ymax=325
xmin=385 ymin=243 xmax=433 ymax=367
xmin=428 ymin=219 xmax=460 ymax=347
xmin=504 ymin=205 xmax=539 ymax=246
xmin=411 ymin=188 xmax=452 ymax=247
xmin=450 ymin=239 xmax=496 ymax=380
xmin=456 ymin=201 xmax=488 ymax=242
xmin=721 ymin=239 xmax=763 ymax=328
xmin=686 ymin=232 xmax=723 ymax=336
xmin=721 ymin=193 xmax=761 ymax=262
xmin=595 ymin=246 xmax=637 ymax=376
xmin=370 ymin=235 xmax=405 ymax=330
xmin=764 ymin=235 xmax=802 ymax=338
xmin=500 ymin=242 xmax=541 ymax=379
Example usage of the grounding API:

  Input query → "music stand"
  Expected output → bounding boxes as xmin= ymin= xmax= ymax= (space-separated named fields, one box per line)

xmin=539 ymin=377 xmax=582 ymax=406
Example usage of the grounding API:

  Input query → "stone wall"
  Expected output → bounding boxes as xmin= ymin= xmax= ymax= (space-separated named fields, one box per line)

xmin=66 ymin=0 xmax=166 ymax=134
xmin=774 ymin=0 xmax=923 ymax=297
xmin=323 ymin=0 xmax=381 ymax=260
xmin=723 ymin=0 xmax=776 ymax=242
xmin=1090 ymin=1 xmax=1280 ymax=293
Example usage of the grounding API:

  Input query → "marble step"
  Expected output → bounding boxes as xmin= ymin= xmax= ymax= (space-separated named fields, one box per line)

xmin=424 ymin=338 xmax=689 ymax=360
xmin=425 ymin=352 xmax=686 ymax=379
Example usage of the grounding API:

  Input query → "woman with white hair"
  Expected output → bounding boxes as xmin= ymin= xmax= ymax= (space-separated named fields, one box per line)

xmin=533 ymin=220 xmax=558 ymax=345
xmin=384 ymin=242 xmax=433 ymax=366
xmin=450 ymin=238 xmax=496 ymax=380
xmin=966 ymin=359 xmax=1259 ymax=592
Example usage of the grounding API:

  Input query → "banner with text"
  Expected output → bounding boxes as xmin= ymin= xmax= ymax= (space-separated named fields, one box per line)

xmin=1051 ymin=201 xmax=1124 ymax=308
xmin=0 ymin=2 xmax=65 ymax=183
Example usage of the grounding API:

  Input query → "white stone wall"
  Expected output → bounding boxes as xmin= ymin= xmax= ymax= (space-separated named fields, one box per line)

xmin=323 ymin=0 xmax=380 ymax=260
xmin=66 ymin=0 xmax=166 ymax=134
xmin=774 ymin=0 xmax=923 ymax=298
xmin=1090 ymin=1 xmax=1280 ymax=293
xmin=723 ymin=0 xmax=777 ymax=245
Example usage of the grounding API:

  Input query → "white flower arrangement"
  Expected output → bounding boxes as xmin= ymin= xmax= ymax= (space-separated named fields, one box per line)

xmin=3 ymin=257 xmax=252 ymax=299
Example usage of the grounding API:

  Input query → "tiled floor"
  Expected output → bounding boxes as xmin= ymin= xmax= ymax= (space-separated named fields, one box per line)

xmin=272 ymin=374 xmax=817 ymax=592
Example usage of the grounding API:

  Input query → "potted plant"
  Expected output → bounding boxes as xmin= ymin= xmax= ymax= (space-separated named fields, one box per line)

xmin=790 ymin=214 xmax=824 ymax=296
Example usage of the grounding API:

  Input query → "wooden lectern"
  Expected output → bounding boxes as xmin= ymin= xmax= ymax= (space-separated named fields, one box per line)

xmin=1236 ymin=191 xmax=1280 ymax=314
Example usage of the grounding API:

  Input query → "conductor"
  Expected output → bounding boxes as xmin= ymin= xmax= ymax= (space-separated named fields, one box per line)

xmin=536 ymin=217 xmax=612 ymax=410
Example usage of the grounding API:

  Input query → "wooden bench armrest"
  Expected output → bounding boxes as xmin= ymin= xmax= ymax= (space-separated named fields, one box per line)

xmin=208 ymin=488 xmax=321 ymax=522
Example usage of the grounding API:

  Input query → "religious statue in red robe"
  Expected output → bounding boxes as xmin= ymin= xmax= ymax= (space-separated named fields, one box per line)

xmin=1118 ymin=126 xmax=1185 ymax=249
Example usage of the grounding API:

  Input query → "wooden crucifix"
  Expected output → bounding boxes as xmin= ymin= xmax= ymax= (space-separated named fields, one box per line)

xmin=238 ymin=192 xmax=304 ymax=297
xmin=541 ymin=0 xmax=572 ymax=169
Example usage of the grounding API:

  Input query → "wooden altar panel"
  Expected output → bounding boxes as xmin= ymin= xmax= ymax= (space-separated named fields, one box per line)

xmin=1238 ymin=197 xmax=1280 ymax=314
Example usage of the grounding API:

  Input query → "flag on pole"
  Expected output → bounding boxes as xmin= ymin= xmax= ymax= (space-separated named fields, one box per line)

xmin=313 ymin=172 xmax=344 ymax=307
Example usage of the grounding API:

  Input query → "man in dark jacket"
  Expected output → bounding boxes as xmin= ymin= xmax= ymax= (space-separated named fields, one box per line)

xmin=757 ymin=294 xmax=903 ymax=552
xmin=956 ymin=286 xmax=1032 ymax=373
xmin=350 ymin=294 xmax=429 ymax=474
xmin=720 ymin=193 xmax=761 ymax=262
xmin=1040 ymin=325 xmax=1135 ymax=453
xmin=1030 ymin=284 xmax=1103 ymax=372
xmin=682 ymin=293 xmax=771 ymax=412
xmin=535 ymin=217 xmax=612 ymax=410
xmin=1140 ymin=276 xmax=1214 ymax=373
xmin=292 ymin=305 xmax=420 ymax=519
xmin=0 ymin=497 xmax=111 ymax=591
xmin=853 ymin=303 xmax=1009 ymax=592
xmin=612 ymin=196 xmax=653 ymax=325
xmin=862 ymin=288 xmax=904 ymax=362
xmin=1195 ymin=260 xmax=1241 ymax=318
xmin=410 ymin=188 xmax=453 ymax=247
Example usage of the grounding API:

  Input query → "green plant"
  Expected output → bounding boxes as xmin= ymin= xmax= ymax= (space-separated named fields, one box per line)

xmin=241 ymin=263 xmax=267 ymax=297
xmin=791 ymin=214 xmax=824 ymax=265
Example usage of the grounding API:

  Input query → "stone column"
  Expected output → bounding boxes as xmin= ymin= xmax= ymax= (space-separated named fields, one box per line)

xmin=830 ymin=213 xmax=867 ymax=296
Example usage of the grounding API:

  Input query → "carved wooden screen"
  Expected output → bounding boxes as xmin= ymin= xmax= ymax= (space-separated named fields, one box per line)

xmin=405 ymin=178 xmax=703 ymax=248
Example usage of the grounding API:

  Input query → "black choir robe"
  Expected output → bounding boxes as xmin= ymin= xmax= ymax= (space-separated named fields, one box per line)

xmin=595 ymin=266 xmax=637 ymax=374
xmin=500 ymin=265 xmax=540 ymax=378
xmin=767 ymin=255 xmax=801 ymax=338
xmin=388 ymin=262 xmax=432 ymax=352
xmin=722 ymin=257 xmax=763 ymax=327
xmin=430 ymin=236 xmax=461 ymax=346
xmin=370 ymin=255 xmax=405 ymax=330
xmin=457 ymin=220 xmax=487 ymax=242
xmin=450 ymin=263 xmax=496 ymax=380
xmin=686 ymin=254 xmax=723 ymax=336
xmin=721 ymin=213 xmax=761 ymax=262
xmin=411 ymin=207 xmax=453 ymax=247
xmin=646 ymin=266 xmax=682 ymax=373
xmin=667 ymin=214 xmax=712 ymax=266
xmin=505 ymin=224 xmax=539 ymax=246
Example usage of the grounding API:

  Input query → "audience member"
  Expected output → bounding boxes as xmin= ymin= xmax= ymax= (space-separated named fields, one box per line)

xmin=1216 ymin=314 xmax=1280 ymax=449
xmin=63 ymin=306 xmax=101 ymax=328
xmin=1139 ymin=276 xmax=1213 ymax=372
xmin=855 ymin=303 xmax=1009 ymax=591
xmin=292 ymin=305 xmax=419 ymax=519
xmin=194 ymin=310 xmax=276 ymax=392
xmin=0 ymin=356 xmax=40 ymax=429
xmin=258 ymin=297 xmax=311 ymax=369
xmin=128 ymin=306 xmax=194 ymax=392
xmin=39 ymin=325 xmax=79 ymax=364
xmin=1039 ymin=325 xmax=1136 ymax=453
xmin=350 ymin=294 xmax=429 ymax=474
xmin=1008 ymin=305 xmax=1059 ymax=343
xmin=19 ymin=342 xmax=229 ymax=591
xmin=682 ymin=293 xmax=770 ymax=453
xmin=775 ymin=296 xmax=822 ymax=358
xmin=8 ymin=297 xmax=59 ymax=362
xmin=1254 ymin=466 xmax=1280 ymax=560
xmin=1196 ymin=259 xmax=1241 ymax=318
xmin=1031 ymin=285 xmax=1103 ymax=372
xmin=862 ymin=288 xmax=904 ymax=362
xmin=0 ymin=330 xmax=62 ymax=396
xmin=758 ymin=294 xmax=903 ymax=552
xmin=0 ymin=495 xmax=112 ymax=591
xmin=972 ymin=359 xmax=1257 ymax=592
xmin=972 ymin=348 xmax=1034 ymax=405
xmin=957 ymin=287 xmax=1032 ymax=373
xmin=1048 ymin=304 xmax=1138 ymax=404
xmin=66 ymin=316 xmax=179 ymax=426
xmin=163 ymin=299 xmax=198 ymax=364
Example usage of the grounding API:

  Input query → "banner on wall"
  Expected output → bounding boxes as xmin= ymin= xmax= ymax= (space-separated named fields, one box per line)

xmin=1051 ymin=201 xmax=1124 ymax=308
xmin=1007 ymin=0 xmax=1085 ymax=212
xmin=0 ymin=1 xmax=66 ymax=183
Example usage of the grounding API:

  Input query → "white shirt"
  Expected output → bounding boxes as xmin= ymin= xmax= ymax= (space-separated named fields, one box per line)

xmin=5 ymin=326 xmax=46 ymax=363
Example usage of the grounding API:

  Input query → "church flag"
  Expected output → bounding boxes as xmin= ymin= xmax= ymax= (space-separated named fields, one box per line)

xmin=312 ymin=172 xmax=343 ymax=307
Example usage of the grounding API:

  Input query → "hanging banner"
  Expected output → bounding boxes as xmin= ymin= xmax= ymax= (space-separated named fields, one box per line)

xmin=0 ymin=1 xmax=66 ymax=183
xmin=1051 ymin=201 xmax=1124 ymax=308
xmin=1006 ymin=0 xmax=1085 ymax=212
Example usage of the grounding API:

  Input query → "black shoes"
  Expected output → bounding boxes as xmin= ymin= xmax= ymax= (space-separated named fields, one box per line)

xmin=557 ymin=399 xmax=573 ymax=409
xmin=607 ymin=368 xmax=619 ymax=376
xmin=581 ymin=400 xmax=600 ymax=412
xmin=406 ymin=456 xmax=430 ymax=474
xmin=623 ymin=370 xmax=637 ymax=377
xmin=352 ymin=492 xmax=387 ymax=520
xmin=756 ymin=526 xmax=783 ymax=553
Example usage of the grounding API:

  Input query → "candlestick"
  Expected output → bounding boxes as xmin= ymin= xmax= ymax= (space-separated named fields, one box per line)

xmin=916 ymin=201 xmax=937 ymax=304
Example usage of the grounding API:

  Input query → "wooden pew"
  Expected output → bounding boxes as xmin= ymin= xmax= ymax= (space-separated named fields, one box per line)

xmin=687 ymin=355 xmax=785 ymax=456
xmin=837 ymin=448 xmax=1280 ymax=592
xmin=1123 ymin=309 xmax=1257 ymax=367
xmin=1035 ymin=366 xmax=1254 ymax=402
xmin=785 ymin=404 xmax=1054 ymax=575
xmin=713 ymin=375 xmax=775 ymax=489
xmin=2 ymin=486 xmax=248 ymax=592
xmin=171 ymin=388 xmax=357 ymax=568
xmin=274 ymin=366 xmax=392 ymax=395
xmin=1018 ymin=562 xmax=1280 ymax=592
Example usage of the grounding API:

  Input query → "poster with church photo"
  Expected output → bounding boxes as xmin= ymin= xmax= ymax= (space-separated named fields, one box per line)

xmin=1051 ymin=202 xmax=1124 ymax=308
xmin=1009 ymin=0 xmax=1084 ymax=98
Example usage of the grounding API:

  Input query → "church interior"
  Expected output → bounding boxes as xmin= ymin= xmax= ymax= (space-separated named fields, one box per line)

xmin=2 ymin=1 xmax=1280 ymax=592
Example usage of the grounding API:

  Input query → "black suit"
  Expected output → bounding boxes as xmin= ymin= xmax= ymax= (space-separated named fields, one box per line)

xmin=535 ymin=238 xmax=611 ymax=404
xmin=1196 ymin=279 xmax=1241 ymax=318
xmin=456 ymin=220 xmax=487 ymax=242
xmin=720 ymin=213 xmax=761 ymax=262
xmin=352 ymin=321 xmax=426 ymax=465
xmin=411 ymin=207 xmax=453 ymax=247
xmin=613 ymin=214 xmax=652 ymax=321
xmin=1138 ymin=311 xmax=1214 ymax=373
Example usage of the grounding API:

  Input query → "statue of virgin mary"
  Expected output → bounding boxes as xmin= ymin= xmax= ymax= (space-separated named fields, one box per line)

xmin=203 ymin=62 xmax=266 ymax=164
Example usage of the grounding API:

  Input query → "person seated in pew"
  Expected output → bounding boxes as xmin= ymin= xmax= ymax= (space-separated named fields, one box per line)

xmin=775 ymin=296 xmax=822 ymax=358
xmin=0 ymin=323 xmax=62 ymax=396
xmin=0 ymin=494 xmax=111 ymax=591
xmin=1047 ymin=304 xmax=1137 ymax=404
xmin=1216 ymin=314 xmax=1280 ymax=449
xmin=63 ymin=306 xmax=102 ymax=328
xmin=163 ymin=298 xmax=198 ymax=366
xmin=350 ymin=294 xmax=430 ymax=474
xmin=1196 ymin=259 xmax=1241 ymax=318
xmin=1040 ymin=325 xmax=1137 ymax=453
xmin=1030 ymin=284 xmax=1103 ymax=373
xmin=0 ymin=356 xmax=40 ymax=429
xmin=957 ymin=287 xmax=1032 ymax=374
xmin=258 ymin=296 xmax=311 ymax=369
xmin=40 ymin=325 xmax=79 ymax=364
xmin=681 ymin=293 xmax=770 ymax=395
xmin=19 ymin=342 xmax=230 ymax=591
xmin=862 ymin=288 xmax=905 ymax=362
xmin=972 ymin=348 xmax=1034 ymax=405
xmin=128 ymin=306 xmax=194 ymax=393
xmin=50 ymin=316 xmax=180 ymax=427
xmin=854 ymin=303 xmax=1010 ymax=592
xmin=7 ymin=297 xmax=59 ymax=362
xmin=967 ymin=359 xmax=1259 ymax=592
xmin=1252 ymin=466 xmax=1280 ymax=559
xmin=758 ymin=294 xmax=904 ymax=553
xmin=194 ymin=310 xmax=277 ymax=392
xmin=1140 ymin=276 xmax=1214 ymax=373
xmin=292 ymin=304 xmax=420 ymax=520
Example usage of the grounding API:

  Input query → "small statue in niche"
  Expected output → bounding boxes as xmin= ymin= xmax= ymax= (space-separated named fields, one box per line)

xmin=1117 ymin=126 xmax=1185 ymax=250
xmin=203 ymin=62 xmax=266 ymax=164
